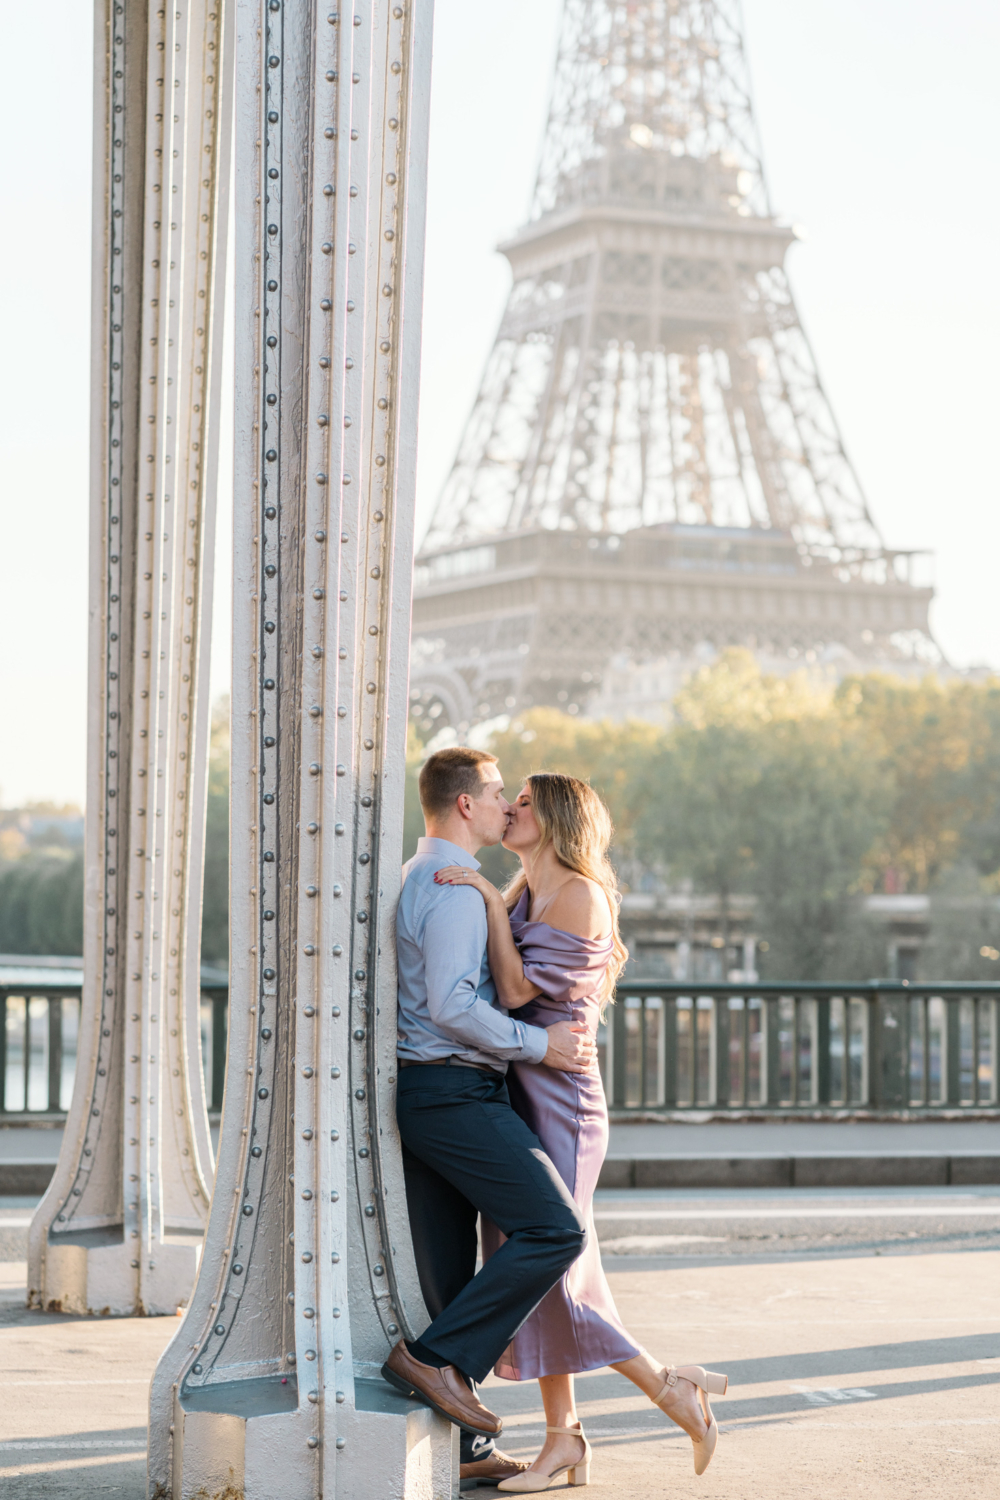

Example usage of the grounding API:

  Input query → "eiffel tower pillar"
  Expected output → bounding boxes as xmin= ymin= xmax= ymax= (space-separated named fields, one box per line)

xmin=147 ymin=2 xmax=452 ymax=1497
xmin=28 ymin=0 xmax=233 ymax=1317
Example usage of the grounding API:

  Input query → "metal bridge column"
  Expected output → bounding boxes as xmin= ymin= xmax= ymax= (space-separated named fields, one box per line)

xmin=148 ymin=1 xmax=448 ymax=1495
xmin=28 ymin=0 xmax=233 ymax=1317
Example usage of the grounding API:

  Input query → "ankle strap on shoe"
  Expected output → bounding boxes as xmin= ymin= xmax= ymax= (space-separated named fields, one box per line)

xmin=652 ymin=1366 xmax=678 ymax=1405
xmin=545 ymin=1423 xmax=583 ymax=1435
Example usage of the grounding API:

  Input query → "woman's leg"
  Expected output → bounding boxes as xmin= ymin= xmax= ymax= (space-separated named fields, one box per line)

xmin=610 ymin=1349 xmax=708 ymax=1440
xmin=522 ymin=1373 xmax=587 ymax=1475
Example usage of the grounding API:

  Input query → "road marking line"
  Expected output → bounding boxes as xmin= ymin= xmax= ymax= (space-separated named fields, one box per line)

xmin=0 ymin=1453 xmax=144 ymax=1478
xmin=790 ymin=1385 xmax=878 ymax=1403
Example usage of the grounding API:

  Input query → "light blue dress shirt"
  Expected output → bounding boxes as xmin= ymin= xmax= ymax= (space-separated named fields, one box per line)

xmin=395 ymin=836 xmax=550 ymax=1071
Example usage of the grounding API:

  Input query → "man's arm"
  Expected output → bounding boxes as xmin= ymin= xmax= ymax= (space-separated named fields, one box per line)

xmin=421 ymin=889 xmax=596 ymax=1073
xmin=422 ymin=888 xmax=550 ymax=1063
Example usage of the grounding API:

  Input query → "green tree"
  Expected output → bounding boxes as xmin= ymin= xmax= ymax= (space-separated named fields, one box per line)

xmin=200 ymin=696 xmax=231 ymax=963
xmin=836 ymin=673 xmax=997 ymax=892
xmin=0 ymin=851 xmax=84 ymax=955
xmin=747 ymin=719 xmax=891 ymax=979
xmin=919 ymin=865 xmax=1000 ymax=981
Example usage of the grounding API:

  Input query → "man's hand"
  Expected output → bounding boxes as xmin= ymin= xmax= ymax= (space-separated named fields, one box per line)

xmin=542 ymin=1020 xmax=596 ymax=1074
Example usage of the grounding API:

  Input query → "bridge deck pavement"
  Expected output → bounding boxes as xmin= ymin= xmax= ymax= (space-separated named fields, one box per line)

xmin=0 ymin=1192 xmax=997 ymax=1497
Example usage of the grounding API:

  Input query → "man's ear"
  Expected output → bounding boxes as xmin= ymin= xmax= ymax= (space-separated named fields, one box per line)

xmin=455 ymin=792 xmax=474 ymax=823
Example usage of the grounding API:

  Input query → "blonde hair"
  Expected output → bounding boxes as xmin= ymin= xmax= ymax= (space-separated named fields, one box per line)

xmin=502 ymin=772 xmax=628 ymax=1011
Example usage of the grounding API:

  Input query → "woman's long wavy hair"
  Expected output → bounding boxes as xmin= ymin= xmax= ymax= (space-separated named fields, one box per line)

xmin=502 ymin=772 xmax=628 ymax=1011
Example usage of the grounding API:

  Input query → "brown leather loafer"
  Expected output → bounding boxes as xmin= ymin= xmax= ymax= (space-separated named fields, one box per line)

xmin=381 ymin=1340 xmax=503 ymax=1436
xmin=460 ymin=1450 xmax=530 ymax=1489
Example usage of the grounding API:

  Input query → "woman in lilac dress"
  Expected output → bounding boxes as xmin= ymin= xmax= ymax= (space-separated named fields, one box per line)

xmin=435 ymin=773 xmax=727 ymax=1489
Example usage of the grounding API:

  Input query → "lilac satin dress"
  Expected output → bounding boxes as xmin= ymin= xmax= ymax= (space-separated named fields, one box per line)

xmin=481 ymin=890 xmax=641 ymax=1380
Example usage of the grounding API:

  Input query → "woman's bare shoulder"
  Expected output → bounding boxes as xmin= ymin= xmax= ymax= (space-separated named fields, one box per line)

xmin=543 ymin=874 xmax=612 ymax=940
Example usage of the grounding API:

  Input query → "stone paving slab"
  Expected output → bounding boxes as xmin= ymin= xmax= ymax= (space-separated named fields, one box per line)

xmin=482 ymin=1248 xmax=1000 ymax=1499
xmin=0 ymin=1199 xmax=997 ymax=1497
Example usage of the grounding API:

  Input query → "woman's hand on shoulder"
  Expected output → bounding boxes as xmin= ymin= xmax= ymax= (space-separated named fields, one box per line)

xmin=433 ymin=865 xmax=499 ymax=906
xmin=544 ymin=875 xmax=612 ymax=941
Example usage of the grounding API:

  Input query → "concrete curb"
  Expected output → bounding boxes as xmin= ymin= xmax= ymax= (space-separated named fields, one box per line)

xmin=597 ymin=1153 xmax=1000 ymax=1190
xmin=8 ymin=1155 xmax=1000 ymax=1197
xmin=0 ymin=1161 xmax=57 ymax=1195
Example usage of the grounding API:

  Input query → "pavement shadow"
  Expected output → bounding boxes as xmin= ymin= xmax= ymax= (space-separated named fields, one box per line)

xmin=0 ymin=1451 xmax=148 ymax=1500
xmin=0 ymin=1425 xmax=148 ymax=1449
xmin=0 ymin=1303 xmax=101 ymax=1329
xmin=557 ymin=1363 xmax=1000 ymax=1432
xmin=700 ymin=1331 xmax=1000 ymax=1384
xmin=715 ymin=1368 xmax=1000 ymax=1423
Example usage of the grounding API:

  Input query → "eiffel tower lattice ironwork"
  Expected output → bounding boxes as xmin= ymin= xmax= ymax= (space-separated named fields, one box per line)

xmin=411 ymin=0 xmax=935 ymax=732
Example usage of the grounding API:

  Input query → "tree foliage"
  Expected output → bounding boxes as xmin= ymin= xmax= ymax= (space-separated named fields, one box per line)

xmin=0 ymin=851 xmax=84 ymax=956
xmin=200 ymin=696 xmax=231 ymax=964
xmin=402 ymin=652 xmax=1000 ymax=981
xmin=5 ymin=663 xmax=1000 ymax=981
xmin=0 ymin=699 xmax=232 ymax=964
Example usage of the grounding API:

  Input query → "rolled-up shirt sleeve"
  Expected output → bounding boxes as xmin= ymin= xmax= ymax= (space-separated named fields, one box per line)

xmin=422 ymin=888 xmax=549 ymax=1064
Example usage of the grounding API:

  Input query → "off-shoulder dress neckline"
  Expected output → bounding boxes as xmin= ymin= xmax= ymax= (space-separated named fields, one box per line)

xmin=510 ymin=890 xmax=613 ymax=949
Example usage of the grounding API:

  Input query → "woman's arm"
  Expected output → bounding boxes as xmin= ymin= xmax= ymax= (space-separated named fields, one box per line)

xmin=433 ymin=866 xmax=541 ymax=1010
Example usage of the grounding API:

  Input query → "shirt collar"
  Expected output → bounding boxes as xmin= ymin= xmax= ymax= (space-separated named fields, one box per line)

xmin=416 ymin=835 xmax=481 ymax=872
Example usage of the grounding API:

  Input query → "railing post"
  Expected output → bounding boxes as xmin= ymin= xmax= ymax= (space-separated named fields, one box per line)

xmin=972 ymin=998 xmax=981 ymax=1106
xmin=47 ymin=998 xmax=62 ymax=1114
xmin=663 ymin=997 xmax=677 ymax=1108
xmin=765 ymin=996 xmax=780 ymax=1105
xmin=792 ymin=995 xmax=801 ymax=1105
xmin=612 ymin=1000 xmax=627 ymax=1108
xmin=816 ymin=996 xmax=831 ymax=1105
xmin=875 ymin=991 xmax=908 ymax=1108
xmin=23 ymin=998 xmax=31 ymax=1113
xmin=639 ymin=997 xmax=649 ymax=1107
xmin=715 ymin=996 xmax=730 ymax=1107
xmin=211 ymin=990 xmax=227 ymax=1113
xmin=946 ymin=996 xmax=962 ymax=1105
xmin=866 ymin=994 xmax=878 ymax=1106
xmin=0 ymin=991 xmax=6 ymax=1115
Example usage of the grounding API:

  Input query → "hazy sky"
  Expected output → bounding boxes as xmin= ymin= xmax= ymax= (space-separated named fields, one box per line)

xmin=2 ymin=0 xmax=997 ymax=809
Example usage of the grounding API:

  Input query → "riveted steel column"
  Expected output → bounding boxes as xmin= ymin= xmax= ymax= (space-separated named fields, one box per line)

xmin=28 ymin=0 xmax=232 ymax=1318
xmin=148 ymin=2 xmax=449 ymax=1497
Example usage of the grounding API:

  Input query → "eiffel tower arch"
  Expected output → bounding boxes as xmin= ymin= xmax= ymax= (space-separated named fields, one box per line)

xmin=411 ymin=0 xmax=937 ymax=732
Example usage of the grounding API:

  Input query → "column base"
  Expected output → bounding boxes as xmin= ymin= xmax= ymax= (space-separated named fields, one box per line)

xmin=165 ymin=1375 xmax=458 ymax=1500
xmin=31 ymin=1231 xmax=200 ymax=1316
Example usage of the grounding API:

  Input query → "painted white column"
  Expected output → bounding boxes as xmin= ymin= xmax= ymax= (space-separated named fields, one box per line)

xmin=28 ymin=0 xmax=232 ymax=1319
xmin=148 ymin=2 xmax=453 ymax=1496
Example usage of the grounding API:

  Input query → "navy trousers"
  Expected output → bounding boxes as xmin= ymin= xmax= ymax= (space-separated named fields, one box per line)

xmin=397 ymin=1063 xmax=586 ymax=1387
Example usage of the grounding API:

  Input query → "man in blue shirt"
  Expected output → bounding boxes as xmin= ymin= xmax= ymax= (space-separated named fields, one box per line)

xmin=382 ymin=747 xmax=593 ymax=1484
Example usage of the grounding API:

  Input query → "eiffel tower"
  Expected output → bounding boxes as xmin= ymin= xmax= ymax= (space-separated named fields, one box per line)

xmin=410 ymin=0 xmax=936 ymax=732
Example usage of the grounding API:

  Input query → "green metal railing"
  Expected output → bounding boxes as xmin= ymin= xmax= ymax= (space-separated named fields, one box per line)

xmin=0 ymin=980 xmax=229 ymax=1117
xmin=0 ymin=986 xmax=81 ymax=1113
xmin=601 ymin=982 xmax=1000 ymax=1112
xmin=5 ymin=977 xmax=999 ymax=1120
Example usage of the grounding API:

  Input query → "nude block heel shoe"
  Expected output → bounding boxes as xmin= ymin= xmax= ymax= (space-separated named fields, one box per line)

xmin=652 ymin=1364 xmax=729 ymax=1477
xmin=497 ymin=1423 xmax=592 ymax=1491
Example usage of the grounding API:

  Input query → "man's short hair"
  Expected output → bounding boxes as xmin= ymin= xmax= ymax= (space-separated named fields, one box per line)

xmin=418 ymin=746 xmax=498 ymax=819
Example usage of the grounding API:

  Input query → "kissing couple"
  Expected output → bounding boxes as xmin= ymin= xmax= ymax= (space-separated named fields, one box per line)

xmin=380 ymin=747 xmax=727 ymax=1490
